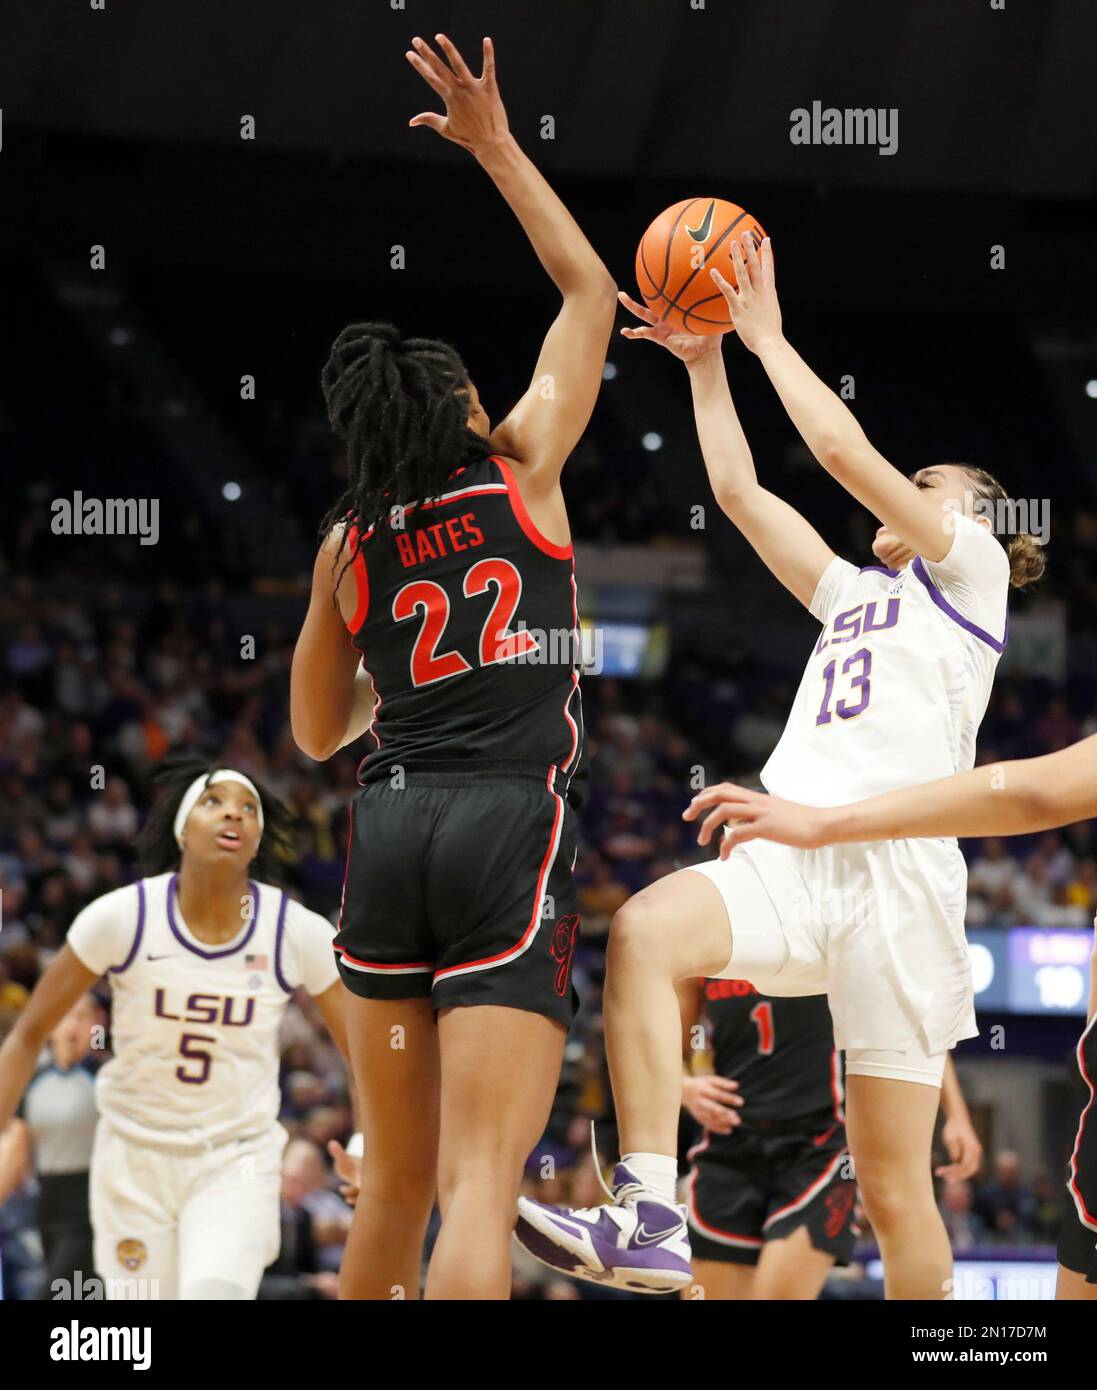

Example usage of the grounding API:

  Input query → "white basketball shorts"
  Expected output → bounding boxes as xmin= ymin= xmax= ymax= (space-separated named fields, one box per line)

xmin=687 ymin=835 xmax=975 ymax=1080
xmin=90 ymin=1120 xmax=287 ymax=1300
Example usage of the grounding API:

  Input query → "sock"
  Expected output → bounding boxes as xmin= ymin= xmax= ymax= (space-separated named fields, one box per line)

xmin=620 ymin=1151 xmax=678 ymax=1204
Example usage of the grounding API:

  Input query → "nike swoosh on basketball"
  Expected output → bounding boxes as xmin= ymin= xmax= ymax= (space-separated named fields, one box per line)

xmin=633 ymin=1218 xmax=685 ymax=1246
xmin=685 ymin=200 xmax=716 ymax=243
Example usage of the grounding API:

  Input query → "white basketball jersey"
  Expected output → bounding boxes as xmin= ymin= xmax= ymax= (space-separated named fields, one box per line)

xmin=66 ymin=872 xmax=339 ymax=1149
xmin=761 ymin=514 xmax=1011 ymax=808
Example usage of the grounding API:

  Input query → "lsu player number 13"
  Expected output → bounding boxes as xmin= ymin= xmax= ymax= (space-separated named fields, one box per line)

xmin=0 ymin=759 xmax=351 ymax=1301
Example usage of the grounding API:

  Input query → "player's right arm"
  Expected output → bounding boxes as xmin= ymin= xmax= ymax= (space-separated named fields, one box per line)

xmin=0 ymin=946 xmax=99 ymax=1134
xmin=684 ymin=734 xmax=1097 ymax=854
xmin=618 ymin=293 xmax=834 ymax=611
xmin=407 ymin=36 xmax=617 ymax=492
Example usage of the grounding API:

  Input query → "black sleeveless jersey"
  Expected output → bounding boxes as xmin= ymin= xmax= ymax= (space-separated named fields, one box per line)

xmin=703 ymin=978 xmax=844 ymax=1126
xmin=345 ymin=454 xmax=584 ymax=792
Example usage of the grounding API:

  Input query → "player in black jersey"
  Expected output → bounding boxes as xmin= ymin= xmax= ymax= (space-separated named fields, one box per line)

xmin=289 ymin=34 xmax=615 ymax=1300
xmin=677 ymin=977 xmax=982 ymax=1299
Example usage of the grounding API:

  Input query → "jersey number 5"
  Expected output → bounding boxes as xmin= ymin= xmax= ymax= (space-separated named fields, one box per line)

xmin=393 ymin=558 xmax=540 ymax=688
xmin=176 ymin=1032 xmax=215 ymax=1085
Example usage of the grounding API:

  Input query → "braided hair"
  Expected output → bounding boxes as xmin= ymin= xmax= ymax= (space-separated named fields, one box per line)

xmin=134 ymin=753 xmax=295 ymax=883
xmin=318 ymin=322 xmax=492 ymax=574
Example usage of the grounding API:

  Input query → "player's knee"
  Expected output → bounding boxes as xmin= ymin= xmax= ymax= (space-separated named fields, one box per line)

xmin=856 ymin=1165 xmax=930 ymax=1233
xmin=607 ymin=894 xmax=672 ymax=970
xmin=360 ymin=1155 xmax=436 ymax=1209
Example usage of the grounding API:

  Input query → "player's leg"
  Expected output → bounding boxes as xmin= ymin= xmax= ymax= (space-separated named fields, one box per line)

xmin=89 ymin=1123 xmax=179 ymax=1301
xmin=684 ymin=1259 xmax=756 ymax=1300
xmin=1056 ymin=1265 xmax=1097 ymax=1300
xmin=426 ymin=1003 xmax=566 ymax=1300
xmin=604 ymin=868 xmax=743 ymax=1161
xmin=517 ymin=850 xmax=807 ymax=1292
xmin=844 ymin=1067 xmax=950 ymax=1299
xmin=339 ymin=995 xmax=440 ymax=1299
xmin=176 ymin=1125 xmax=286 ymax=1299
xmin=332 ymin=782 xmax=442 ymax=1297
xmin=752 ymin=1226 xmax=835 ymax=1300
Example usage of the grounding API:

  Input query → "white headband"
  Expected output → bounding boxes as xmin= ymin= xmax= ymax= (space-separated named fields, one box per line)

xmin=173 ymin=769 xmax=264 ymax=848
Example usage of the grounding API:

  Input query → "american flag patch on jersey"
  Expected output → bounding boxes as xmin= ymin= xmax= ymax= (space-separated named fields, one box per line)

xmin=245 ymin=953 xmax=268 ymax=969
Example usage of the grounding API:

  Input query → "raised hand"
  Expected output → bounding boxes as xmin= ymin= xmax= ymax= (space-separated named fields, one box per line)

xmin=709 ymin=233 xmax=782 ymax=356
xmin=617 ymin=290 xmax=725 ymax=366
xmin=406 ymin=34 xmax=509 ymax=155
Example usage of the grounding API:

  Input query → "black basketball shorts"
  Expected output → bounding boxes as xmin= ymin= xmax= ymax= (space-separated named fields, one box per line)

xmin=1057 ymin=1019 xmax=1097 ymax=1282
xmin=333 ymin=767 xmax=581 ymax=1026
xmin=686 ymin=1112 xmax=858 ymax=1267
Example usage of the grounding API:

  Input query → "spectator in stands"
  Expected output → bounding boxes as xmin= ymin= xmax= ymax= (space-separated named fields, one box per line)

xmin=939 ymin=1179 xmax=987 ymax=1252
xmin=967 ymin=837 xmax=1021 ymax=926
xmin=974 ymin=1150 xmax=1040 ymax=1243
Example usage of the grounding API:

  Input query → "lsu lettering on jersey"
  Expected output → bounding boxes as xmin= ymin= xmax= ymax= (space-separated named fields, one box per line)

xmin=66 ymin=872 xmax=338 ymax=1150
xmin=762 ymin=513 xmax=1010 ymax=806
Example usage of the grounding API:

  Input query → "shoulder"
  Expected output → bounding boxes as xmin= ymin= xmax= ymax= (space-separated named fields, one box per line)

xmin=280 ymin=894 xmax=336 ymax=941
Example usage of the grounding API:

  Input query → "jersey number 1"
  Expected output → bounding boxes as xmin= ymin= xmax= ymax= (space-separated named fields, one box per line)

xmin=749 ymin=1001 xmax=775 ymax=1056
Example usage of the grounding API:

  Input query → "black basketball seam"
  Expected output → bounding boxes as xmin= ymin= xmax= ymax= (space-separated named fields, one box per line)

xmin=653 ymin=200 xmax=698 ymax=298
xmin=638 ymin=236 xmax=661 ymax=299
xmin=659 ymin=210 xmax=750 ymax=324
xmin=681 ymin=290 xmax=734 ymax=331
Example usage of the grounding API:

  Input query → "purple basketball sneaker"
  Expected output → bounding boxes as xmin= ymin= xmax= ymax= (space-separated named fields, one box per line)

xmin=515 ymin=1161 xmax=693 ymax=1294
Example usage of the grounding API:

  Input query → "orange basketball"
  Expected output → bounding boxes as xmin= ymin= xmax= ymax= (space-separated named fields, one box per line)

xmin=635 ymin=197 xmax=767 ymax=336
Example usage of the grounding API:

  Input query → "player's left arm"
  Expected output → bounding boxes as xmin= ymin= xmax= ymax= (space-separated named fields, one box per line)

xmin=291 ymin=533 xmax=375 ymax=762
xmin=405 ymin=35 xmax=616 ymax=487
xmin=710 ymin=234 xmax=959 ymax=562
xmin=936 ymin=1055 xmax=983 ymax=1181
xmin=1089 ymin=914 xmax=1097 ymax=1025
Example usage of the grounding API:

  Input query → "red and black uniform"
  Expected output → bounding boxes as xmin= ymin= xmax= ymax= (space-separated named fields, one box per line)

xmin=333 ymin=454 xmax=584 ymax=1023
xmin=1058 ymin=1014 xmax=1097 ymax=1281
xmin=686 ymin=980 xmax=858 ymax=1267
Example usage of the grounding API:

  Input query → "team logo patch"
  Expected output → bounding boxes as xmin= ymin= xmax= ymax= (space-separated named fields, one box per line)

xmin=549 ymin=915 xmax=581 ymax=997
xmin=116 ymin=1238 xmax=148 ymax=1272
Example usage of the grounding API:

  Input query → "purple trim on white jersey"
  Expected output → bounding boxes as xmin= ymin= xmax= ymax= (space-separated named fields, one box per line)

xmin=858 ymin=565 xmax=900 ymax=578
xmin=166 ymin=873 xmax=261 ymax=958
xmin=273 ymin=891 xmax=293 ymax=995
xmin=911 ymin=556 xmax=1008 ymax=653
xmin=109 ymin=880 xmax=147 ymax=975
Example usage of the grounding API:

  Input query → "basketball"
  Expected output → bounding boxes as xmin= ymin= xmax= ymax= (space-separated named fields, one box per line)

xmin=635 ymin=197 xmax=768 ymax=336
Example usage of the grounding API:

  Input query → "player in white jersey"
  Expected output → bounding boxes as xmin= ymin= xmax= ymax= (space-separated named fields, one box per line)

xmin=0 ymin=758 xmax=350 ymax=1300
xmin=515 ymin=232 xmax=1045 ymax=1298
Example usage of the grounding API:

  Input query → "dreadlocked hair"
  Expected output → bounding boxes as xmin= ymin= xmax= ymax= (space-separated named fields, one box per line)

xmin=951 ymin=464 xmax=1047 ymax=589
xmin=318 ymin=322 xmax=492 ymax=575
xmin=134 ymin=753 xmax=295 ymax=883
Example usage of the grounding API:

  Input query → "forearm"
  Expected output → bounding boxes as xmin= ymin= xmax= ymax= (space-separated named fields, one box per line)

xmin=939 ymin=1057 xmax=969 ymax=1124
xmin=755 ymin=335 xmax=872 ymax=473
xmin=0 ymin=1030 xmax=44 ymax=1136
xmin=335 ymin=666 xmax=377 ymax=752
xmin=475 ymin=134 xmax=612 ymax=297
xmin=821 ymin=750 xmax=1093 ymax=845
xmin=686 ymin=351 xmax=760 ymax=503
